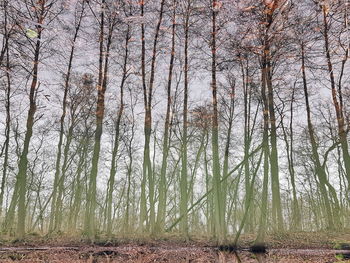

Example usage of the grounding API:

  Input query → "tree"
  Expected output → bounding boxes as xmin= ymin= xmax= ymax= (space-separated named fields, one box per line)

xmin=105 ymin=22 xmax=131 ymax=237
xmin=139 ymin=0 xmax=166 ymax=234
xmin=301 ymin=41 xmax=339 ymax=229
xmin=49 ymin=0 xmax=86 ymax=233
xmin=85 ymin=0 xmax=120 ymax=239
xmin=320 ymin=1 xmax=350 ymax=185
xmin=156 ymin=0 xmax=177 ymax=233
xmin=261 ymin=0 xmax=284 ymax=231
xmin=0 ymin=0 xmax=13 ymax=220
xmin=211 ymin=0 xmax=225 ymax=242
xmin=8 ymin=0 xmax=56 ymax=238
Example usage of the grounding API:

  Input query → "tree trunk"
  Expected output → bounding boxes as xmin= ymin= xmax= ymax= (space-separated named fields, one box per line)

xmin=139 ymin=0 xmax=166 ymax=234
xmin=322 ymin=6 xmax=350 ymax=185
xmin=222 ymin=78 xmax=235 ymax=237
xmin=16 ymin=33 xmax=40 ymax=239
xmin=180 ymin=0 xmax=190 ymax=238
xmin=106 ymin=26 xmax=129 ymax=236
xmin=139 ymin=0 xmax=148 ymax=231
xmin=156 ymin=0 xmax=176 ymax=233
xmin=265 ymin=47 xmax=283 ymax=232
xmin=68 ymin=136 xmax=88 ymax=231
xmin=85 ymin=0 xmax=107 ymax=240
xmin=211 ymin=0 xmax=224 ymax=242
xmin=13 ymin=1 xmax=48 ymax=237
xmin=255 ymin=63 xmax=270 ymax=244
xmin=279 ymin=87 xmax=301 ymax=230
xmin=234 ymin=151 xmax=263 ymax=245
xmin=49 ymin=1 xmax=85 ymax=232
xmin=262 ymin=5 xmax=284 ymax=232
xmin=0 ymin=20 xmax=11 ymax=220
xmin=301 ymin=43 xmax=335 ymax=229
xmin=54 ymin=123 xmax=74 ymax=231
xmin=240 ymin=59 xmax=253 ymax=233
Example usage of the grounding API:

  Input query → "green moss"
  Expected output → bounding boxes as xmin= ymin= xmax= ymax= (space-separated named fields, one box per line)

xmin=334 ymin=242 xmax=350 ymax=250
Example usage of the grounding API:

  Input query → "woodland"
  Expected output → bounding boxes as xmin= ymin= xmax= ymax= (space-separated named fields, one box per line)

xmin=0 ymin=0 xmax=349 ymax=251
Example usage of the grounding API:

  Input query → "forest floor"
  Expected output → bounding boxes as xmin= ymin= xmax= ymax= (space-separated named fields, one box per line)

xmin=0 ymin=231 xmax=349 ymax=262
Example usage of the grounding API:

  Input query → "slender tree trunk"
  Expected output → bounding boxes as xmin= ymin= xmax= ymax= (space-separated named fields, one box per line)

xmin=0 ymin=0 xmax=15 ymax=231
xmin=211 ymin=0 xmax=224 ymax=242
xmin=68 ymin=136 xmax=88 ymax=231
xmin=204 ymin=129 xmax=211 ymax=235
xmin=180 ymin=1 xmax=190 ymax=238
xmin=322 ymin=6 xmax=350 ymax=185
xmin=13 ymin=1 xmax=49 ymax=237
xmin=139 ymin=0 xmax=166 ymax=234
xmin=240 ymin=59 xmax=253 ymax=233
xmin=261 ymin=5 xmax=284 ymax=232
xmin=288 ymin=88 xmax=300 ymax=230
xmin=124 ymin=119 xmax=135 ymax=233
xmin=222 ymin=79 xmax=235 ymax=238
xmin=255 ymin=65 xmax=270 ymax=244
xmin=16 ymin=34 xmax=40 ymax=239
xmin=0 ymin=0 xmax=11 ymax=68
xmin=0 ymin=27 xmax=11 ymax=220
xmin=188 ymin=133 xmax=205 ymax=226
xmin=234 ymin=151 xmax=263 ymax=245
xmin=85 ymin=0 xmax=107 ymax=239
xmin=265 ymin=50 xmax=283 ymax=232
xmin=301 ymin=43 xmax=335 ymax=229
xmin=279 ymin=87 xmax=301 ymax=230
xmin=139 ymin=0 xmax=148 ymax=231
xmin=49 ymin=2 xmax=85 ymax=232
xmin=156 ymin=0 xmax=177 ymax=233
xmin=106 ymin=26 xmax=129 ymax=236
xmin=166 ymin=144 xmax=263 ymax=233
xmin=54 ymin=123 xmax=74 ymax=231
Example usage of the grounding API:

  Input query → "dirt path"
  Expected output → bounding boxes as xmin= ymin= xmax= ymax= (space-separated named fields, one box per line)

xmin=0 ymin=245 xmax=348 ymax=262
